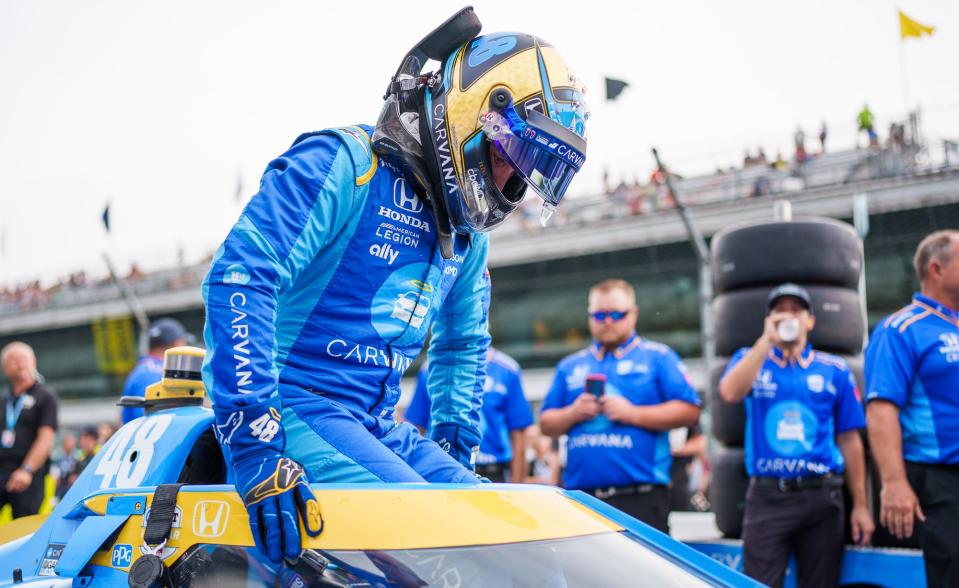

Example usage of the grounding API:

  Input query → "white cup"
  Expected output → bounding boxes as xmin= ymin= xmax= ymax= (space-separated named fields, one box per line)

xmin=777 ymin=318 xmax=801 ymax=343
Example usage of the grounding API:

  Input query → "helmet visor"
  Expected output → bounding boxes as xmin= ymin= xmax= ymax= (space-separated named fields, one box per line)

xmin=481 ymin=106 xmax=586 ymax=209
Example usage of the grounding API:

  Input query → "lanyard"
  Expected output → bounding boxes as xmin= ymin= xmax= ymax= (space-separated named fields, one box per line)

xmin=6 ymin=395 xmax=25 ymax=432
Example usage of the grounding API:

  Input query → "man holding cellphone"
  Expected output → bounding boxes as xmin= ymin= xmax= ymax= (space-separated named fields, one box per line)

xmin=719 ymin=283 xmax=872 ymax=588
xmin=540 ymin=279 xmax=701 ymax=532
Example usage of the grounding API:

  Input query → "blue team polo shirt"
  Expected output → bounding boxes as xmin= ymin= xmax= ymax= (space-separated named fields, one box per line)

xmin=865 ymin=293 xmax=959 ymax=465
xmin=120 ymin=355 xmax=163 ymax=424
xmin=406 ymin=348 xmax=534 ymax=465
xmin=725 ymin=344 xmax=865 ymax=478
xmin=541 ymin=334 xmax=700 ymax=489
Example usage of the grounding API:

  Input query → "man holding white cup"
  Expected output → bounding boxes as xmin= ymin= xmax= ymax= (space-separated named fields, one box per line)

xmin=719 ymin=283 xmax=873 ymax=588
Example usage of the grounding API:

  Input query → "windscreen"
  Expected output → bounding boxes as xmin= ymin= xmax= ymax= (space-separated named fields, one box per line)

xmin=169 ymin=532 xmax=714 ymax=587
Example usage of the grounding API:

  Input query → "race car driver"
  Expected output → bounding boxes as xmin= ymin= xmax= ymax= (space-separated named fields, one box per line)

xmin=201 ymin=9 xmax=589 ymax=563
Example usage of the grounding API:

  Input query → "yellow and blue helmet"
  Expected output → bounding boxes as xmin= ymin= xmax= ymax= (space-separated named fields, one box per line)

xmin=374 ymin=10 xmax=588 ymax=238
xmin=428 ymin=32 xmax=589 ymax=233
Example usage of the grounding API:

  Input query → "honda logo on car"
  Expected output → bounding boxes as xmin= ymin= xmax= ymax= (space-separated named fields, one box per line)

xmin=193 ymin=500 xmax=230 ymax=538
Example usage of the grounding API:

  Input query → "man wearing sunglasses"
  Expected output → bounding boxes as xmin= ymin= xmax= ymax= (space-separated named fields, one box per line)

xmin=540 ymin=279 xmax=701 ymax=532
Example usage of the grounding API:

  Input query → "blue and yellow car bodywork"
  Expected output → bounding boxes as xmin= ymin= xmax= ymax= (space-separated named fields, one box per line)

xmin=0 ymin=393 xmax=761 ymax=586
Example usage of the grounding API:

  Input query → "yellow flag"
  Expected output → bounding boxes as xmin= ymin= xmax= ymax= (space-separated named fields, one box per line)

xmin=899 ymin=9 xmax=935 ymax=40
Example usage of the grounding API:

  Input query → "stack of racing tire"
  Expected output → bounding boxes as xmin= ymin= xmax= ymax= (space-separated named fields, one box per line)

xmin=707 ymin=217 xmax=865 ymax=538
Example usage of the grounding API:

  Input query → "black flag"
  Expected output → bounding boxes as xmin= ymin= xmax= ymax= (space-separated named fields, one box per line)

xmin=102 ymin=203 xmax=111 ymax=233
xmin=605 ymin=77 xmax=629 ymax=101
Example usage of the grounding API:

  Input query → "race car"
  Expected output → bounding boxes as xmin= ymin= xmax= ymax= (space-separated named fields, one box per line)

xmin=0 ymin=347 xmax=760 ymax=587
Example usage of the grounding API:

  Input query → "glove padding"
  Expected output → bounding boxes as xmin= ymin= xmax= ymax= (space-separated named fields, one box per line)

xmin=233 ymin=454 xmax=323 ymax=563
xmin=430 ymin=423 xmax=481 ymax=471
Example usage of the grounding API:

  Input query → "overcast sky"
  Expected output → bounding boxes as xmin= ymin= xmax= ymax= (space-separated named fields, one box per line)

xmin=2 ymin=0 xmax=957 ymax=286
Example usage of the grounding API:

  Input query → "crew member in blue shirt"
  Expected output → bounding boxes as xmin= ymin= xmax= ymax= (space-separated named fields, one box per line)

xmin=540 ymin=279 xmax=701 ymax=533
xmin=720 ymin=283 xmax=872 ymax=588
xmin=866 ymin=230 xmax=959 ymax=588
xmin=119 ymin=318 xmax=192 ymax=424
xmin=405 ymin=348 xmax=534 ymax=483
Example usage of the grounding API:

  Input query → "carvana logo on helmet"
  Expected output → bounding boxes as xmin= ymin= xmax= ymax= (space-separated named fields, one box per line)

xmin=223 ymin=264 xmax=250 ymax=285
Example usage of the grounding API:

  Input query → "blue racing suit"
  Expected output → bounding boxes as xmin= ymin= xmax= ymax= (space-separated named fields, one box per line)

xmin=201 ymin=125 xmax=490 ymax=484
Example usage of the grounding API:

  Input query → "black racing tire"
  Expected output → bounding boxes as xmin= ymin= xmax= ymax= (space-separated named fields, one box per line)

xmin=709 ymin=444 xmax=749 ymax=539
xmin=711 ymin=218 xmax=863 ymax=294
xmin=713 ymin=286 xmax=865 ymax=356
xmin=708 ymin=359 xmax=746 ymax=447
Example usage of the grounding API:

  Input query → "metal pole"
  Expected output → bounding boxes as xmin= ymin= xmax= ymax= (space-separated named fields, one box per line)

xmin=651 ymin=148 xmax=714 ymax=376
xmin=102 ymin=253 xmax=150 ymax=355
xmin=852 ymin=193 xmax=870 ymax=352
xmin=653 ymin=148 xmax=709 ymax=265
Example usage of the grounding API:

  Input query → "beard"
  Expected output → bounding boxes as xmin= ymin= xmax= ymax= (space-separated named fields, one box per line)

xmin=595 ymin=329 xmax=630 ymax=348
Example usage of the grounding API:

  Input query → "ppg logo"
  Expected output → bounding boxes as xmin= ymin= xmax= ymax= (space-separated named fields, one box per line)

xmin=111 ymin=544 xmax=133 ymax=568
xmin=192 ymin=500 xmax=230 ymax=538
xmin=393 ymin=178 xmax=423 ymax=213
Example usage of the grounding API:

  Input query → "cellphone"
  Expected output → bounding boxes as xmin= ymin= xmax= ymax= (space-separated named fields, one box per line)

xmin=585 ymin=374 xmax=607 ymax=397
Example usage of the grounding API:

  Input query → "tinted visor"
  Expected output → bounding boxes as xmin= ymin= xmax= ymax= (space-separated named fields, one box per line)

xmin=480 ymin=106 xmax=586 ymax=208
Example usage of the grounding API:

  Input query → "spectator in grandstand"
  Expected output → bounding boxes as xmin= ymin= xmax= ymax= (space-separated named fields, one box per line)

xmin=540 ymin=279 xmax=700 ymax=533
xmin=772 ymin=152 xmax=788 ymax=171
xmin=857 ymin=104 xmax=878 ymax=148
xmin=52 ymin=433 xmax=80 ymax=499
xmin=0 ymin=342 xmax=58 ymax=518
xmin=405 ymin=348 xmax=534 ymax=482
xmin=750 ymin=174 xmax=771 ymax=198
xmin=127 ymin=263 xmax=145 ymax=282
xmin=865 ymin=230 xmax=959 ymax=588
xmin=609 ymin=180 xmax=629 ymax=218
xmin=119 ymin=317 xmax=193 ymax=424
xmin=888 ymin=122 xmax=906 ymax=150
xmin=719 ymin=283 xmax=872 ymax=588
xmin=627 ymin=181 xmax=651 ymax=216
xmin=794 ymin=126 xmax=808 ymax=164
xmin=756 ymin=147 xmax=768 ymax=165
